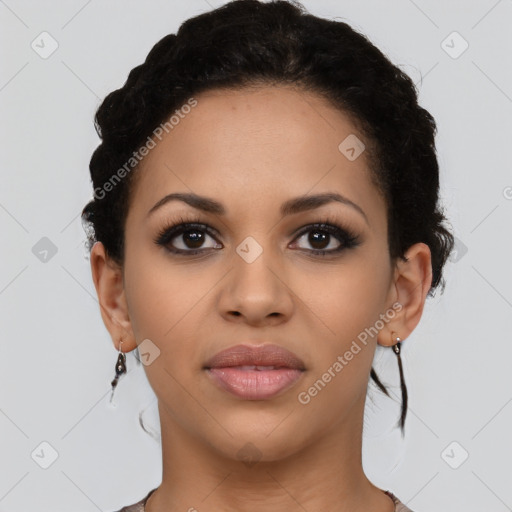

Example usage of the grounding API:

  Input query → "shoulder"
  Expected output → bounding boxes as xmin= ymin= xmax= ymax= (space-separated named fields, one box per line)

xmin=384 ymin=490 xmax=416 ymax=512
xmin=110 ymin=488 xmax=157 ymax=512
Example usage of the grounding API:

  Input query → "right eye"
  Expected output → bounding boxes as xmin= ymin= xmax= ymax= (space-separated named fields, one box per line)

xmin=154 ymin=222 xmax=223 ymax=255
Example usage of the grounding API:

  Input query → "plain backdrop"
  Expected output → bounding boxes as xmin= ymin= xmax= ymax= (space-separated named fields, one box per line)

xmin=1 ymin=1 xmax=511 ymax=511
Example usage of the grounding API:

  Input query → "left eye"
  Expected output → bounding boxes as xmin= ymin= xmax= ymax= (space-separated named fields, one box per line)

xmin=293 ymin=228 xmax=341 ymax=252
xmin=290 ymin=223 xmax=359 ymax=254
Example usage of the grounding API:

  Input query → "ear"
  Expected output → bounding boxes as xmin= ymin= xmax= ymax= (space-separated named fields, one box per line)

xmin=378 ymin=242 xmax=433 ymax=347
xmin=90 ymin=241 xmax=137 ymax=352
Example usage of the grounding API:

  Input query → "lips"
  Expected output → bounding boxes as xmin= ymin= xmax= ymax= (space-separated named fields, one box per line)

xmin=203 ymin=343 xmax=306 ymax=370
xmin=203 ymin=343 xmax=305 ymax=400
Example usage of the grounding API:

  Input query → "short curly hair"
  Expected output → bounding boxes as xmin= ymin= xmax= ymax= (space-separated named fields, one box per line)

xmin=82 ymin=0 xmax=454 ymax=434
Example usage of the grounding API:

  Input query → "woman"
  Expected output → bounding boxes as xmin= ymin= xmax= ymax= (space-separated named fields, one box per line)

xmin=81 ymin=1 xmax=454 ymax=510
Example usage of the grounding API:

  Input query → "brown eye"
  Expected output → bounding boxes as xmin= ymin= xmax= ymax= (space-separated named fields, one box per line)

xmin=179 ymin=229 xmax=206 ymax=249
xmin=291 ymin=223 xmax=360 ymax=256
xmin=154 ymin=222 xmax=222 ymax=254
xmin=298 ymin=230 xmax=338 ymax=251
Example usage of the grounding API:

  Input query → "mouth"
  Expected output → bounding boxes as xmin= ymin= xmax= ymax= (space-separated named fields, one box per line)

xmin=203 ymin=343 xmax=306 ymax=400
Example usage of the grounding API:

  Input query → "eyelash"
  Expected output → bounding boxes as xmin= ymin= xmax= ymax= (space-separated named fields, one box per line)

xmin=153 ymin=214 xmax=361 ymax=257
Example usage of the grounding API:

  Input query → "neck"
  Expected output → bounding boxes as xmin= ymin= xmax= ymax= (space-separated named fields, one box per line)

xmin=146 ymin=396 xmax=395 ymax=512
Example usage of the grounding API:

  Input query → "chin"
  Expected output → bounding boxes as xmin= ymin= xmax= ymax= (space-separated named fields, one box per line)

xmin=204 ymin=415 xmax=310 ymax=464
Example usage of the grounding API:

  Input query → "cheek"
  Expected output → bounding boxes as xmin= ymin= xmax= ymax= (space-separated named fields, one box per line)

xmin=124 ymin=236 xmax=203 ymax=335
xmin=302 ymin=256 xmax=390 ymax=338
xmin=294 ymin=252 xmax=391 ymax=397
xmin=124 ymin=265 xmax=173 ymax=341
xmin=123 ymin=259 xmax=200 ymax=413
xmin=293 ymin=265 xmax=385 ymax=423
xmin=123 ymin=248 xmax=181 ymax=364
xmin=123 ymin=248 xmax=214 ymax=379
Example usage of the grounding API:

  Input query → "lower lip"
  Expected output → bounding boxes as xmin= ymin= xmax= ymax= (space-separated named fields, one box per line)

xmin=205 ymin=367 xmax=304 ymax=400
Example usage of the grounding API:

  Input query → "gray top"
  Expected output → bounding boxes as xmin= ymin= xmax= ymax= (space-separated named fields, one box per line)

xmin=113 ymin=487 xmax=415 ymax=511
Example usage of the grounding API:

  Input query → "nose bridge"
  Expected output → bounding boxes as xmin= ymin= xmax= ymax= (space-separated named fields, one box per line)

xmin=233 ymin=233 xmax=280 ymax=295
xmin=219 ymin=233 xmax=293 ymax=322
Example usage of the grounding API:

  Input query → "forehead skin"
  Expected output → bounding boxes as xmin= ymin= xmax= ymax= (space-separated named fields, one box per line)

xmin=125 ymin=85 xmax=388 ymax=254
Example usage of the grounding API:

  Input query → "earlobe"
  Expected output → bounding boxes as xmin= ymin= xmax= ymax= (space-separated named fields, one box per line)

xmin=378 ymin=242 xmax=432 ymax=347
xmin=90 ymin=241 xmax=137 ymax=352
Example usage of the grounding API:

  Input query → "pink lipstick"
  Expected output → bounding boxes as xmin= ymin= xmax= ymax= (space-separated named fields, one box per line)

xmin=204 ymin=344 xmax=305 ymax=400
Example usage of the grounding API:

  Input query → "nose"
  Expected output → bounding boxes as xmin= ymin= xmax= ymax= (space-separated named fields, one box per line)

xmin=217 ymin=242 xmax=294 ymax=327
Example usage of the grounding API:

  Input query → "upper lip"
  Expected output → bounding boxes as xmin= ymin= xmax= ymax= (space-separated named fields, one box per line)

xmin=204 ymin=343 xmax=306 ymax=370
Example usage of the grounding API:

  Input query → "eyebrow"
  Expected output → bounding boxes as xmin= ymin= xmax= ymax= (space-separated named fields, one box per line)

xmin=147 ymin=191 xmax=369 ymax=224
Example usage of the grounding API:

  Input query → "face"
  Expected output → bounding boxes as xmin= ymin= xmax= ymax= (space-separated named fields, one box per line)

xmin=103 ymin=85 xmax=404 ymax=461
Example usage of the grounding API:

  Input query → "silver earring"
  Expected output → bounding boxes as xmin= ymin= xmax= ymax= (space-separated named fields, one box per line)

xmin=392 ymin=335 xmax=401 ymax=354
xmin=110 ymin=339 xmax=127 ymax=403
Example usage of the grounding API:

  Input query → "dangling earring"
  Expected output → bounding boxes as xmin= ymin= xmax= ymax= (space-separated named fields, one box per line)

xmin=391 ymin=331 xmax=408 ymax=434
xmin=110 ymin=339 xmax=127 ymax=403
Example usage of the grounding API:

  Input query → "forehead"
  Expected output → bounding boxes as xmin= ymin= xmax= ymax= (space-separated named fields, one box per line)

xmin=128 ymin=85 xmax=384 ymax=225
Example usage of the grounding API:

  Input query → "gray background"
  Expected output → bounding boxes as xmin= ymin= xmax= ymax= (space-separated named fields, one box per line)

xmin=1 ymin=0 xmax=511 ymax=511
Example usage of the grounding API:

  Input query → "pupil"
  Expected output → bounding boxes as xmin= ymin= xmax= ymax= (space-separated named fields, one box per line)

xmin=184 ymin=230 xmax=204 ymax=248
xmin=309 ymin=231 xmax=329 ymax=249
